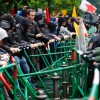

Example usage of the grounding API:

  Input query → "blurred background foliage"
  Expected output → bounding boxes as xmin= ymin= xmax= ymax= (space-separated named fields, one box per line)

xmin=0 ymin=0 xmax=81 ymax=15
xmin=0 ymin=0 xmax=99 ymax=16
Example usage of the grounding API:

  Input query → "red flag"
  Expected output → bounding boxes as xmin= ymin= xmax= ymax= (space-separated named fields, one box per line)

xmin=11 ymin=8 xmax=15 ymax=16
xmin=46 ymin=6 xmax=50 ymax=24
xmin=79 ymin=0 xmax=97 ymax=14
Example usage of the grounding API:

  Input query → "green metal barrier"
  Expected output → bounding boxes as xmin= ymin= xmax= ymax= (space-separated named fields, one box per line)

xmin=0 ymin=81 xmax=5 ymax=100
xmin=1 ymin=38 xmax=99 ymax=100
xmin=0 ymin=63 xmax=19 ymax=100
xmin=2 ymin=63 xmax=98 ymax=100
xmin=21 ymin=38 xmax=88 ymax=99
xmin=72 ymin=48 xmax=100 ymax=100
xmin=0 ymin=55 xmax=98 ymax=99
xmin=88 ymin=68 xmax=99 ymax=100
xmin=18 ymin=62 xmax=88 ymax=99
xmin=0 ymin=57 xmax=37 ymax=100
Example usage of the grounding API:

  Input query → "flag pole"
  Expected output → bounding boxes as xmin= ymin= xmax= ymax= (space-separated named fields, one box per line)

xmin=77 ymin=0 xmax=85 ymax=17
xmin=48 ymin=0 xmax=51 ymax=16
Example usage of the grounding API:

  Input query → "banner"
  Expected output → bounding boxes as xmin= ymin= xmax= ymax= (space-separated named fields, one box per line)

xmin=45 ymin=6 xmax=50 ymax=24
xmin=72 ymin=6 xmax=77 ymax=18
xmin=75 ymin=19 xmax=87 ymax=53
xmin=79 ymin=0 xmax=97 ymax=14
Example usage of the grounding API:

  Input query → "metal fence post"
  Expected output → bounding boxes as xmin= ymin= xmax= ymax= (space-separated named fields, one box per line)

xmin=61 ymin=62 xmax=68 ymax=99
xmin=52 ymin=73 xmax=60 ymax=100
xmin=36 ymin=90 xmax=47 ymax=100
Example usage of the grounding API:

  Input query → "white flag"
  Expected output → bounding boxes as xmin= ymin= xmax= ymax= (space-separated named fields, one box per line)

xmin=75 ymin=19 xmax=87 ymax=53
xmin=78 ymin=19 xmax=87 ymax=53
xmin=75 ymin=19 xmax=87 ymax=62
xmin=79 ymin=0 xmax=97 ymax=14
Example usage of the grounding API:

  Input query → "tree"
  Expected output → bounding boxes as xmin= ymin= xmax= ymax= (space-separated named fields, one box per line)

xmin=0 ymin=0 xmax=82 ymax=16
xmin=27 ymin=0 xmax=82 ymax=15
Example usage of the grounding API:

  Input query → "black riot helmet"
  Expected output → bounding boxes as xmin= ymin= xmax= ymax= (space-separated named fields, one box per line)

xmin=37 ymin=20 xmax=46 ymax=28
xmin=47 ymin=21 xmax=57 ymax=32
xmin=0 ymin=20 xmax=10 ymax=32
xmin=21 ymin=18 xmax=32 ymax=30
xmin=0 ymin=13 xmax=16 ymax=29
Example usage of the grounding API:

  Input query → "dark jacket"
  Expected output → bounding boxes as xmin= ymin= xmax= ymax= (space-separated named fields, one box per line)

xmin=66 ymin=22 xmax=75 ymax=32
xmin=88 ymin=32 xmax=100 ymax=50
xmin=28 ymin=21 xmax=50 ymax=43
xmin=15 ymin=23 xmax=39 ymax=44
xmin=29 ymin=21 xmax=41 ymax=37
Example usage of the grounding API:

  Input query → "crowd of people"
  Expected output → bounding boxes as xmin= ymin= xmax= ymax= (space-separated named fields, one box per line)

xmin=0 ymin=5 xmax=100 ymax=99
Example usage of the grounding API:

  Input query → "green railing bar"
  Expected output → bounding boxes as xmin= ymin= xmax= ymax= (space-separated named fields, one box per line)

xmin=82 ymin=64 xmax=88 ymax=96
xmin=57 ymin=45 xmax=75 ymax=49
xmin=0 ymin=81 xmax=5 ymax=100
xmin=77 ymin=84 xmax=85 ymax=97
xmin=51 ymin=55 xmax=65 ymax=67
xmin=39 ymin=67 xmax=48 ymax=71
xmin=46 ymin=49 xmax=54 ymax=64
xmin=88 ymin=68 xmax=99 ymax=100
xmin=25 ymin=86 xmax=28 ymax=100
xmin=37 ymin=47 xmax=50 ymax=69
xmin=37 ymin=46 xmax=64 ymax=87
xmin=37 ymin=47 xmax=64 ymax=87
xmin=5 ymin=70 xmax=26 ymax=97
xmin=4 ymin=70 xmax=26 ymax=99
xmin=18 ymin=63 xmax=85 ymax=77
xmin=29 ymin=51 xmax=72 ymax=57
xmin=71 ymin=66 xmax=87 ymax=98
xmin=24 ymin=49 xmax=50 ymax=97
xmin=0 ymin=63 xmax=15 ymax=71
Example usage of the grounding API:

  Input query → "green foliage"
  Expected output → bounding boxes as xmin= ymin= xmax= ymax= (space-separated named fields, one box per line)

xmin=0 ymin=0 xmax=82 ymax=15
xmin=27 ymin=0 xmax=82 ymax=14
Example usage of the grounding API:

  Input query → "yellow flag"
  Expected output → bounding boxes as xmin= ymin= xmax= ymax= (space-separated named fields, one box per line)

xmin=73 ymin=22 xmax=79 ymax=37
xmin=72 ymin=6 xmax=77 ymax=18
xmin=62 ymin=9 xmax=67 ymax=16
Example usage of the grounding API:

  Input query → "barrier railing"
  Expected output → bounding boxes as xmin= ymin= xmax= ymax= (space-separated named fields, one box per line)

xmin=88 ymin=68 xmax=99 ymax=100
xmin=0 ymin=38 xmax=99 ymax=100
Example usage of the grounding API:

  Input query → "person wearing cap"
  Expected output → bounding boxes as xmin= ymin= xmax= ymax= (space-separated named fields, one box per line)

xmin=14 ymin=16 xmax=41 ymax=71
xmin=0 ymin=27 xmax=15 ymax=100
xmin=0 ymin=20 xmax=20 ymax=55
xmin=0 ymin=19 xmax=31 ymax=76
xmin=47 ymin=21 xmax=61 ymax=40
xmin=0 ymin=20 xmax=11 ymax=32
xmin=0 ymin=13 xmax=16 ymax=30
xmin=15 ymin=17 xmax=40 ymax=49
xmin=0 ymin=27 xmax=9 ymax=66
xmin=0 ymin=18 xmax=39 ymax=90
